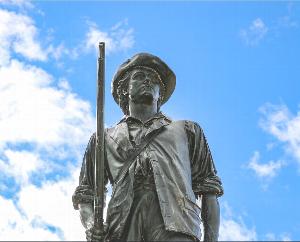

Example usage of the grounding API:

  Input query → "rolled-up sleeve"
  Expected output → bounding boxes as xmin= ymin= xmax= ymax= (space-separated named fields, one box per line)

xmin=185 ymin=121 xmax=224 ymax=197
xmin=72 ymin=133 xmax=109 ymax=210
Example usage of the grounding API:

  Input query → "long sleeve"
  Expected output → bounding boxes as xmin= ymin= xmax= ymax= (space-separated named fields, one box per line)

xmin=72 ymin=133 xmax=109 ymax=210
xmin=185 ymin=121 xmax=224 ymax=197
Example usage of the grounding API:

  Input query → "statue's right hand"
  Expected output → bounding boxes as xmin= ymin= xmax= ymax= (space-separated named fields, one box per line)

xmin=85 ymin=224 xmax=108 ymax=242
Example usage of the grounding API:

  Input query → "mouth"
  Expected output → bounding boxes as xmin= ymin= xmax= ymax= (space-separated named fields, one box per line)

xmin=141 ymin=85 xmax=153 ymax=92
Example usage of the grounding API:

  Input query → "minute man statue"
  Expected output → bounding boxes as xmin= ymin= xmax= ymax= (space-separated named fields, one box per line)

xmin=72 ymin=53 xmax=224 ymax=241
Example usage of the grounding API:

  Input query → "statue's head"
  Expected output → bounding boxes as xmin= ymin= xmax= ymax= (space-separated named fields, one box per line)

xmin=112 ymin=53 xmax=176 ymax=114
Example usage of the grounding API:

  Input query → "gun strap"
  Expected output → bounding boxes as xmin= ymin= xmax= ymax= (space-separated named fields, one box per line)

xmin=113 ymin=127 xmax=164 ymax=187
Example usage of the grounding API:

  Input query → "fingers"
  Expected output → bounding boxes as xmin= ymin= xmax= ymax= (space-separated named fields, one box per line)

xmin=85 ymin=228 xmax=105 ymax=242
xmin=85 ymin=229 xmax=92 ymax=241
xmin=103 ymin=222 xmax=108 ymax=233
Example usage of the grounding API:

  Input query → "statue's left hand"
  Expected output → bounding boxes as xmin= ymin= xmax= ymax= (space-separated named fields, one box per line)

xmin=85 ymin=224 xmax=108 ymax=242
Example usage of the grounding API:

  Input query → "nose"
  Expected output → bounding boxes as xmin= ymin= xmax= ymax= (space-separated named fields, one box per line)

xmin=143 ymin=78 xmax=151 ymax=85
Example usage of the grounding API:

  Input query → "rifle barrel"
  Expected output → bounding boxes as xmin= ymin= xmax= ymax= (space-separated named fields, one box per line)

xmin=94 ymin=42 xmax=105 ymax=232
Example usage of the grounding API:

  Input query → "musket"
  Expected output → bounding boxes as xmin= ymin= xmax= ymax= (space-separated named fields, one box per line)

xmin=94 ymin=42 xmax=105 ymax=236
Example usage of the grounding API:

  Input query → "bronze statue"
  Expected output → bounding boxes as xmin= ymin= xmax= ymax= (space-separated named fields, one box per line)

xmin=72 ymin=51 xmax=224 ymax=241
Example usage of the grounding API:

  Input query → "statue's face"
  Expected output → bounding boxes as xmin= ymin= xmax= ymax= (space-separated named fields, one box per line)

xmin=128 ymin=69 xmax=160 ymax=105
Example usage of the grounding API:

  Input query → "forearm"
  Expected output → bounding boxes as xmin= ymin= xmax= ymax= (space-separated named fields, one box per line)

xmin=201 ymin=194 xmax=220 ymax=242
xmin=79 ymin=203 xmax=94 ymax=230
xmin=76 ymin=189 xmax=107 ymax=231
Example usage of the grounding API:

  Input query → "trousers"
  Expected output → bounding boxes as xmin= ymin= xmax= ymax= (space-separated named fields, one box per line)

xmin=120 ymin=175 xmax=195 ymax=241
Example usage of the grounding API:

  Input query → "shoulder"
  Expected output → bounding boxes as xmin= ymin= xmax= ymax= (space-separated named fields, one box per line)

xmin=104 ymin=122 xmax=122 ymax=137
xmin=172 ymin=120 xmax=202 ymax=133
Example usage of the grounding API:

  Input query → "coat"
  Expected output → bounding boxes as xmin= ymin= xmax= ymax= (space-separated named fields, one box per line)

xmin=73 ymin=113 xmax=223 ymax=241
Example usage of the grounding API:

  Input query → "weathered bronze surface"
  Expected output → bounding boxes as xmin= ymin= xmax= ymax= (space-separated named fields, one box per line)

xmin=72 ymin=52 xmax=224 ymax=242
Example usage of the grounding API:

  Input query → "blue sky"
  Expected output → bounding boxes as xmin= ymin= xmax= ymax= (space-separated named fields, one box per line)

xmin=0 ymin=1 xmax=299 ymax=241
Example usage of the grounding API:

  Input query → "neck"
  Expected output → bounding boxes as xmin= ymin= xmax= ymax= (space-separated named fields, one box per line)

xmin=128 ymin=100 xmax=158 ymax=122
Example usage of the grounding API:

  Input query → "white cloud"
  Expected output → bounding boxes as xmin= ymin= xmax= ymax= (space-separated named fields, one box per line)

xmin=0 ymin=60 xmax=94 ymax=150
xmin=247 ymin=151 xmax=285 ymax=179
xmin=0 ymin=4 xmax=135 ymax=241
xmin=0 ymin=150 xmax=43 ymax=184
xmin=0 ymin=195 xmax=61 ymax=240
xmin=0 ymin=168 xmax=86 ymax=240
xmin=219 ymin=219 xmax=257 ymax=241
xmin=259 ymin=103 xmax=300 ymax=165
xmin=240 ymin=6 xmax=298 ymax=46
xmin=0 ymin=8 xmax=73 ymax=66
xmin=198 ymin=200 xmax=257 ymax=241
xmin=0 ymin=5 xmax=97 ymax=240
xmin=0 ymin=47 xmax=95 ymax=241
xmin=219 ymin=202 xmax=257 ymax=241
xmin=0 ymin=167 xmax=112 ymax=240
xmin=16 ymin=168 xmax=86 ymax=240
xmin=240 ymin=18 xmax=268 ymax=46
xmin=0 ymin=9 xmax=47 ymax=65
xmin=0 ymin=9 xmax=135 ymax=66
xmin=84 ymin=19 xmax=134 ymax=54
xmin=47 ymin=43 xmax=70 ymax=60
xmin=246 ymin=102 xmax=300 ymax=184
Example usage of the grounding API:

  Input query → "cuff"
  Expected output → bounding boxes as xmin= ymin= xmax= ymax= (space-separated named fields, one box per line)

xmin=72 ymin=185 xmax=94 ymax=210
xmin=193 ymin=176 xmax=224 ymax=197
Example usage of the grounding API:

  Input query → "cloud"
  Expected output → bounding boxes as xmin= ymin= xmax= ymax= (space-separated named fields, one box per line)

xmin=0 ymin=8 xmax=76 ymax=66
xmin=0 ymin=3 xmax=135 ymax=241
xmin=0 ymin=150 xmax=43 ymax=185
xmin=83 ymin=19 xmax=134 ymax=55
xmin=0 ymin=9 xmax=47 ymax=65
xmin=219 ymin=202 xmax=257 ymax=241
xmin=0 ymin=60 xmax=94 ymax=150
xmin=16 ymin=168 xmax=86 ymax=240
xmin=246 ymin=102 xmax=300 ymax=184
xmin=0 ymin=1 xmax=134 ymax=239
xmin=0 ymin=168 xmax=86 ymax=240
xmin=247 ymin=151 xmax=285 ymax=179
xmin=0 ymin=9 xmax=135 ymax=66
xmin=259 ymin=103 xmax=300 ymax=165
xmin=240 ymin=5 xmax=298 ymax=46
xmin=47 ymin=43 xmax=73 ymax=61
xmin=0 ymin=65 xmax=93 ymax=238
xmin=0 ymin=42 xmax=95 ymax=240
xmin=0 ymin=5 xmax=98 ymax=240
xmin=219 ymin=219 xmax=257 ymax=241
xmin=0 ymin=164 xmax=111 ymax=241
xmin=0 ymin=196 xmax=61 ymax=240
xmin=197 ymin=200 xmax=257 ymax=241
xmin=240 ymin=18 xmax=268 ymax=46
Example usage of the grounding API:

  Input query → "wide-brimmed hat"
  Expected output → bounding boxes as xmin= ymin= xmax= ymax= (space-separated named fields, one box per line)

xmin=111 ymin=52 xmax=176 ymax=106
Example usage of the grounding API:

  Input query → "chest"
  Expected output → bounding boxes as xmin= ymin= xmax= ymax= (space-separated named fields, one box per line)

xmin=105 ymin=121 xmax=190 ymax=181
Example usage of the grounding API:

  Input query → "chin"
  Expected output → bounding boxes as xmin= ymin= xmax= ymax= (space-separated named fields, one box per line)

xmin=134 ymin=93 xmax=154 ymax=105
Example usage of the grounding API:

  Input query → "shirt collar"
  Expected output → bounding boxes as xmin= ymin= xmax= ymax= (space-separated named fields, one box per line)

xmin=118 ymin=111 xmax=171 ymax=125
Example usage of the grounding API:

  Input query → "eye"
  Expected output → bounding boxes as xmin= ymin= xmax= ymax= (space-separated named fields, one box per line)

xmin=151 ymin=77 xmax=160 ymax=85
xmin=132 ymin=72 xmax=146 ymax=81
